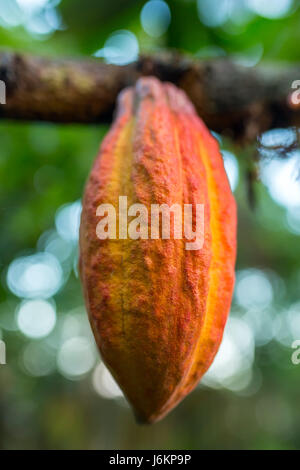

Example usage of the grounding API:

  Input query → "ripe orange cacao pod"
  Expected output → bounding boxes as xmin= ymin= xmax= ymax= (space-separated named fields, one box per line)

xmin=79 ymin=77 xmax=237 ymax=423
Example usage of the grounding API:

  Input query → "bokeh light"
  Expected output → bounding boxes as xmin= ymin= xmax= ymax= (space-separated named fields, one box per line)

xmin=246 ymin=0 xmax=293 ymax=19
xmin=140 ymin=0 xmax=171 ymax=38
xmin=60 ymin=309 xmax=93 ymax=343
xmin=222 ymin=150 xmax=239 ymax=191
xmin=55 ymin=201 xmax=82 ymax=243
xmin=243 ymin=308 xmax=276 ymax=346
xmin=233 ymin=43 xmax=264 ymax=67
xmin=274 ymin=301 xmax=300 ymax=347
xmin=92 ymin=362 xmax=123 ymax=399
xmin=17 ymin=0 xmax=51 ymax=11
xmin=22 ymin=341 xmax=56 ymax=376
xmin=197 ymin=0 xmax=231 ymax=27
xmin=197 ymin=0 xmax=251 ymax=28
xmin=287 ymin=302 xmax=300 ymax=340
xmin=202 ymin=317 xmax=255 ymax=392
xmin=235 ymin=269 xmax=273 ymax=310
xmin=94 ymin=30 xmax=139 ymax=65
xmin=17 ymin=299 xmax=56 ymax=339
xmin=0 ymin=0 xmax=23 ymax=27
xmin=24 ymin=8 xmax=61 ymax=35
xmin=44 ymin=233 xmax=73 ymax=263
xmin=259 ymin=128 xmax=296 ymax=156
xmin=286 ymin=207 xmax=300 ymax=235
xmin=7 ymin=252 xmax=63 ymax=299
xmin=260 ymin=151 xmax=300 ymax=209
xmin=57 ymin=336 xmax=96 ymax=380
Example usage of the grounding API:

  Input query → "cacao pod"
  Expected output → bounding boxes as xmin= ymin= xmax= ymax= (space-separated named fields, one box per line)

xmin=79 ymin=77 xmax=237 ymax=424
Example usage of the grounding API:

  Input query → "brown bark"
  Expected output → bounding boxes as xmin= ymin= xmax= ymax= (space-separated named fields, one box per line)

xmin=0 ymin=50 xmax=300 ymax=140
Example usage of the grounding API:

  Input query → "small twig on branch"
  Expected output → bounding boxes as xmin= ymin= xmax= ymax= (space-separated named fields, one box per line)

xmin=0 ymin=50 xmax=300 ymax=141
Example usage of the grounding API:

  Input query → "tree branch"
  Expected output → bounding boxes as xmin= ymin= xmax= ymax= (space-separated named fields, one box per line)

xmin=0 ymin=50 xmax=300 ymax=140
